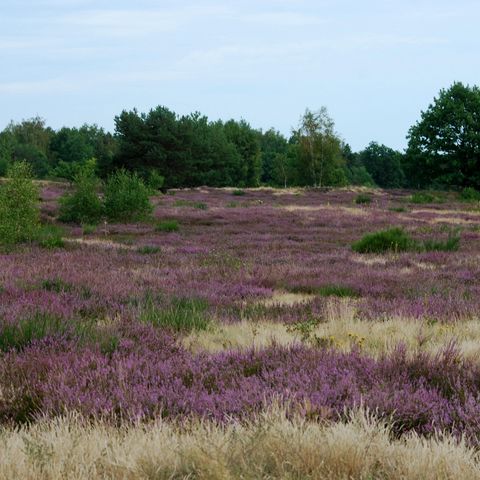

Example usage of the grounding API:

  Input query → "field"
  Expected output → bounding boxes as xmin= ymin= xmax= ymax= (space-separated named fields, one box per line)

xmin=1 ymin=186 xmax=480 ymax=479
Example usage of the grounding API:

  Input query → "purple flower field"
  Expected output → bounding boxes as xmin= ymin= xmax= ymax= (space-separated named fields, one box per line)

xmin=2 ymin=186 xmax=480 ymax=444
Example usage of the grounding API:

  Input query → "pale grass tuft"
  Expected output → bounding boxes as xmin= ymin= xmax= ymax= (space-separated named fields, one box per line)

xmin=0 ymin=409 xmax=478 ymax=479
xmin=184 ymin=298 xmax=480 ymax=358
xmin=260 ymin=290 xmax=315 ymax=307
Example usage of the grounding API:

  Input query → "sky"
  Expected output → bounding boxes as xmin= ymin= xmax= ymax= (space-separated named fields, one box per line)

xmin=1 ymin=0 xmax=479 ymax=151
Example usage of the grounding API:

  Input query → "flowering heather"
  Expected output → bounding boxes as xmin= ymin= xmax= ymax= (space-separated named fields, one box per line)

xmin=1 ymin=185 xmax=480 ymax=447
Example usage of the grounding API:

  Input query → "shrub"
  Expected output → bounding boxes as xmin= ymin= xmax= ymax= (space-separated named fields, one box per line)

xmin=155 ymin=220 xmax=179 ymax=232
xmin=36 ymin=224 xmax=65 ymax=249
xmin=232 ymin=189 xmax=246 ymax=196
xmin=140 ymin=295 xmax=210 ymax=332
xmin=389 ymin=206 xmax=407 ymax=213
xmin=82 ymin=224 xmax=96 ymax=235
xmin=104 ymin=169 xmax=153 ymax=222
xmin=352 ymin=227 xmax=415 ymax=254
xmin=460 ymin=187 xmax=480 ymax=202
xmin=0 ymin=161 xmax=40 ymax=247
xmin=354 ymin=193 xmax=372 ymax=205
xmin=58 ymin=162 xmax=104 ymax=224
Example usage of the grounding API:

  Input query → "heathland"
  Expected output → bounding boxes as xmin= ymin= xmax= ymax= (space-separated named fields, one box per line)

xmin=1 ymin=183 xmax=480 ymax=479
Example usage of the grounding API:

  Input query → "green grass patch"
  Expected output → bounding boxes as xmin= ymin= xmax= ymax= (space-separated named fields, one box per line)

xmin=389 ymin=206 xmax=407 ymax=213
xmin=174 ymin=200 xmax=208 ymax=210
xmin=352 ymin=227 xmax=414 ymax=254
xmin=0 ymin=313 xmax=65 ymax=351
xmin=155 ymin=219 xmax=179 ymax=232
xmin=140 ymin=295 xmax=210 ymax=332
xmin=137 ymin=245 xmax=161 ymax=255
xmin=409 ymin=191 xmax=445 ymax=204
xmin=423 ymin=234 xmax=460 ymax=252
xmin=232 ymin=189 xmax=246 ymax=196
xmin=354 ymin=193 xmax=372 ymax=205
xmin=459 ymin=187 xmax=480 ymax=202
xmin=36 ymin=224 xmax=65 ymax=249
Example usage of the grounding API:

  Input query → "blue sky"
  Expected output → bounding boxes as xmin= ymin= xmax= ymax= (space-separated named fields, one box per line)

xmin=1 ymin=0 xmax=479 ymax=151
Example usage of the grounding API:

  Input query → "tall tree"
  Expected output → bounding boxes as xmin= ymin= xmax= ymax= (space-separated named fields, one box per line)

xmin=405 ymin=82 xmax=480 ymax=189
xmin=293 ymin=107 xmax=346 ymax=187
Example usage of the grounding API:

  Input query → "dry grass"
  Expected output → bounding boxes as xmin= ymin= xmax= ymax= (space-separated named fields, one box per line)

xmin=259 ymin=290 xmax=315 ymax=307
xmin=0 ymin=409 xmax=478 ymax=479
xmin=184 ymin=299 xmax=480 ymax=358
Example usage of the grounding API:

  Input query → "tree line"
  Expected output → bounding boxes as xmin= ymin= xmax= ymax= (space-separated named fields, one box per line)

xmin=1 ymin=82 xmax=479 ymax=191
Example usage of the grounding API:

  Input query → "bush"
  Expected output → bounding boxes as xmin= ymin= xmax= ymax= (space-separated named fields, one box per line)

xmin=155 ymin=220 xmax=179 ymax=232
xmin=352 ymin=227 xmax=415 ymax=254
xmin=355 ymin=193 xmax=372 ymax=204
xmin=104 ymin=169 xmax=153 ymax=222
xmin=0 ymin=161 xmax=40 ymax=247
xmin=460 ymin=187 xmax=480 ymax=202
xmin=232 ymin=189 xmax=246 ymax=196
xmin=58 ymin=161 xmax=104 ymax=224
xmin=389 ymin=206 xmax=407 ymax=213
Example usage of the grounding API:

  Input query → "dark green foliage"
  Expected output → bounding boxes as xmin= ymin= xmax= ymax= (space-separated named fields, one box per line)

xmin=58 ymin=160 xmax=104 ymax=224
xmin=0 ymin=161 xmax=40 ymax=247
xmin=259 ymin=128 xmax=289 ymax=185
xmin=389 ymin=206 xmax=407 ymax=213
xmin=36 ymin=224 xmax=65 ymax=249
xmin=342 ymin=143 xmax=375 ymax=187
xmin=232 ymin=189 xmax=246 ymax=196
xmin=155 ymin=220 xmax=179 ymax=232
xmin=140 ymin=296 xmax=210 ymax=332
xmin=355 ymin=193 xmax=372 ymax=204
xmin=352 ymin=227 xmax=415 ymax=254
xmin=460 ymin=187 xmax=480 ymax=202
xmin=358 ymin=142 xmax=404 ymax=188
xmin=405 ymin=82 xmax=480 ymax=190
xmin=104 ymin=169 xmax=152 ymax=222
xmin=41 ymin=278 xmax=74 ymax=293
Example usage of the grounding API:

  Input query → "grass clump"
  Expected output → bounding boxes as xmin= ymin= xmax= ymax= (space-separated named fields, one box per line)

xmin=155 ymin=219 xmax=179 ymax=232
xmin=409 ymin=191 xmax=444 ymax=204
xmin=104 ymin=169 xmax=153 ymax=222
xmin=389 ymin=206 xmax=407 ymax=213
xmin=289 ymin=284 xmax=359 ymax=298
xmin=354 ymin=193 xmax=372 ymax=205
xmin=140 ymin=296 xmax=210 ymax=332
xmin=459 ymin=187 xmax=480 ymax=202
xmin=0 ymin=313 xmax=65 ymax=351
xmin=0 ymin=161 xmax=40 ymax=248
xmin=352 ymin=227 xmax=414 ymax=254
xmin=424 ymin=234 xmax=460 ymax=252
xmin=137 ymin=245 xmax=161 ymax=255
xmin=232 ymin=189 xmax=246 ymax=196
xmin=37 ymin=224 xmax=65 ymax=249
xmin=174 ymin=200 xmax=208 ymax=210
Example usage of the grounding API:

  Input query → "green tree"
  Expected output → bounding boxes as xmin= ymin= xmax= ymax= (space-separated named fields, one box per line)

xmin=342 ymin=143 xmax=375 ymax=186
xmin=104 ymin=169 xmax=152 ymax=222
xmin=293 ymin=107 xmax=346 ymax=187
xmin=259 ymin=128 xmax=289 ymax=185
xmin=58 ymin=159 xmax=104 ymax=224
xmin=405 ymin=82 xmax=480 ymax=189
xmin=0 ymin=161 xmax=40 ymax=247
xmin=358 ymin=142 xmax=404 ymax=188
